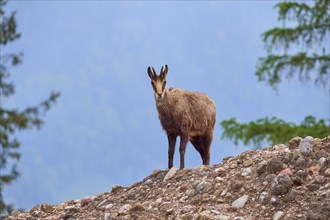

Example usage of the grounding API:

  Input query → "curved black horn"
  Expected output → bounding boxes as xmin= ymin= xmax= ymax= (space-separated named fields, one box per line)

xmin=164 ymin=64 xmax=168 ymax=75
xmin=151 ymin=67 xmax=157 ymax=76
xmin=160 ymin=66 xmax=164 ymax=76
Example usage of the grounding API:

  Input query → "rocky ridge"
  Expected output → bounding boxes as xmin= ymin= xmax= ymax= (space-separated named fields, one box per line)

xmin=5 ymin=136 xmax=330 ymax=220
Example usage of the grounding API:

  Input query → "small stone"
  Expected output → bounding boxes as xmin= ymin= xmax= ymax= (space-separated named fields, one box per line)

xmin=197 ymin=210 xmax=214 ymax=220
xmin=270 ymin=196 xmax=278 ymax=205
xmin=211 ymin=210 xmax=220 ymax=215
xmin=278 ymin=144 xmax=287 ymax=148
xmin=81 ymin=197 xmax=93 ymax=207
xmin=57 ymin=205 xmax=64 ymax=211
xmin=306 ymin=212 xmax=324 ymax=220
xmin=309 ymin=165 xmax=321 ymax=175
xmin=130 ymin=203 xmax=146 ymax=212
xmin=64 ymin=204 xmax=79 ymax=212
xmin=215 ymin=167 xmax=226 ymax=174
xmin=196 ymin=165 xmax=211 ymax=171
xmin=279 ymin=168 xmax=293 ymax=176
xmin=293 ymin=156 xmax=307 ymax=168
xmin=104 ymin=212 xmax=111 ymax=220
xmin=218 ymin=215 xmax=231 ymax=220
xmin=241 ymin=167 xmax=252 ymax=176
xmin=273 ymin=211 xmax=285 ymax=220
xmin=105 ymin=204 xmax=113 ymax=209
xmin=118 ymin=204 xmax=132 ymax=214
xmin=40 ymin=204 xmax=54 ymax=213
xmin=298 ymin=136 xmax=313 ymax=156
xmin=284 ymin=189 xmax=297 ymax=202
xmin=11 ymin=210 xmax=20 ymax=216
xmin=243 ymin=158 xmax=253 ymax=167
xmin=271 ymin=173 xmax=293 ymax=195
xmin=215 ymin=177 xmax=224 ymax=182
xmin=318 ymin=157 xmax=327 ymax=168
xmin=306 ymin=184 xmax=320 ymax=192
xmin=232 ymin=195 xmax=249 ymax=209
xmin=258 ymin=191 xmax=268 ymax=204
xmin=268 ymin=159 xmax=283 ymax=174
xmin=257 ymin=160 xmax=267 ymax=174
xmin=324 ymin=168 xmax=330 ymax=177
xmin=163 ymin=166 xmax=178 ymax=181
xmin=111 ymin=184 xmax=124 ymax=193
xmin=30 ymin=204 xmax=41 ymax=213
xmin=314 ymin=175 xmax=325 ymax=184
xmin=196 ymin=180 xmax=213 ymax=194
xmin=288 ymin=137 xmax=302 ymax=149
xmin=283 ymin=152 xmax=292 ymax=163
xmin=291 ymin=176 xmax=303 ymax=186
xmin=143 ymin=178 xmax=153 ymax=185
xmin=265 ymin=174 xmax=277 ymax=183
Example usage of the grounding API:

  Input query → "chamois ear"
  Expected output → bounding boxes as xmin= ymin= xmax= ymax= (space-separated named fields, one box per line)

xmin=147 ymin=67 xmax=153 ymax=79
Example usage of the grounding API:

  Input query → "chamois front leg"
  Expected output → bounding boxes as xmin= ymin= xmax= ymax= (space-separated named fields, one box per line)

xmin=167 ymin=134 xmax=176 ymax=169
xmin=179 ymin=134 xmax=189 ymax=170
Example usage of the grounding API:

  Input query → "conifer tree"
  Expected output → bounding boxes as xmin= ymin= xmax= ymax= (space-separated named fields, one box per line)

xmin=221 ymin=0 xmax=330 ymax=147
xmin=0 ymin=0 xmax=60 ymax=214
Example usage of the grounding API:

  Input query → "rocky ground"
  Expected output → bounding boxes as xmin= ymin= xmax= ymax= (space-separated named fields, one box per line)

xmin=4 ymin=135 xmax=330 ymax=220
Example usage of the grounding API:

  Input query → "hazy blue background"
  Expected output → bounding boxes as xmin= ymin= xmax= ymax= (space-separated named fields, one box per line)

xmin=3 ymin=1 xmax=328 ymax=210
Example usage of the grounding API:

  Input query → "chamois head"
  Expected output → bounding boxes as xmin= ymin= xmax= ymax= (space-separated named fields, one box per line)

xmin=147 ymin=65 xmax=168 ymax=100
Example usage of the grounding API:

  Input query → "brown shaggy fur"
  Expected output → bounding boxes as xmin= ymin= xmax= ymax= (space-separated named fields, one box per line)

xmin=148 ymin=65 xmax=216 ymax=169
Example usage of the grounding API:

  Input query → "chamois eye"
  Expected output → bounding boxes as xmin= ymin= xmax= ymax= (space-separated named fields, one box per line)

xmin=164 ymin=81 xmax=167 ymax=86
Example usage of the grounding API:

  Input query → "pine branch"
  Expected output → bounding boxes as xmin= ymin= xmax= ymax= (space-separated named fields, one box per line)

xmin=256 ymin=52 xmax=330 ymax=88
xmin=221 ymin=116 xmax=330 ymax=148
xmin=262 ymin=23 xmax=329 ymax=51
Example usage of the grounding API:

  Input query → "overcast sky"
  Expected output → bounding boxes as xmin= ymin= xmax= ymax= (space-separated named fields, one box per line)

xmin=3 ymin=1 xmax=328 ymax=210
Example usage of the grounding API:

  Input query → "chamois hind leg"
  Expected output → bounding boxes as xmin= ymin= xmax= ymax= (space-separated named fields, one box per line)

xmin=202 ymin=131 xmax=213 ymax=165
xmin=190 ymin=136 xmax=204 ymax=161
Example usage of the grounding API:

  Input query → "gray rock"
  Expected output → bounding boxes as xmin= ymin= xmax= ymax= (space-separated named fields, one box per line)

xmin=298 ymin=136 xmax=314 ymax=156
xmin=164 ymin=166 xmax=178 ymax=181
xmin=284 ymin=189 xmax=297 ymax=202
xmin=267 ymin=159 xmax=283 ymax=174
xmin=118 ymin=204 xmax=132 ymax=214
xmin=288 ymin=137 xmax=302 ymax=149
xmin=105 ymin=204 xmax=113 ymax=210
xmin=232 ymin=194 xmax=249 ymax=209
xmin=111 ymin=184 xmax=124 ymax=193
xmin=218 ymin=215 xmax=231 ymax=220
xmin=271 ymin=173 xmax=293 ymax=195
xmin=258 ymin=191 xmax=268 ymax=204
xmin=293 ymin=156 xmax=307 ymax=169
xmin=273 ymin=211 xmax=285 ymax=220
xmin=265 ymin=174 xmax=277 ymax=183
xmin=196 ymin=180 xmax=213 ymax=194
xmin=241 ymin=167 xmax=252 ymax=176
xmin=306 ymin=184 xmax=320 ymax=192
xmin=104 ymin=212 xmax=111 ymax=220
xmin=257 ymin=160 xmax=267 ymax=174
xmin=143 ymin=178 xmax=153 ymax=185
xmin=291 ymin=176 xmax=303 ymax=186
xmin=197 ymin=210 xmax=214 ymax=220
xmin=318 ymin=157 xmax=326 ymax=168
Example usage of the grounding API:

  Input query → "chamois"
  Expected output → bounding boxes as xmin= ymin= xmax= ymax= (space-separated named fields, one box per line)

xmin=147 ymin=65 xmax=216 ymax=169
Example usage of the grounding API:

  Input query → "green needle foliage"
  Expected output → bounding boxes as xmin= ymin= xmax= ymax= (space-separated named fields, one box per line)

xmin=221 ymin=116 xmax=329 ymax=148
xmin=221 ymin=0 xmax=330 ymax=147
xmin=0 ymin=0 xmax=60 ymax=214
xmin=256 ymin=0 xmax=330 ymax=88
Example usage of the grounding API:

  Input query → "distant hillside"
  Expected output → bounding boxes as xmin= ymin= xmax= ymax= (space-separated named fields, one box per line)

xmin=4 ymin=136 xmax=330 ymax=220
